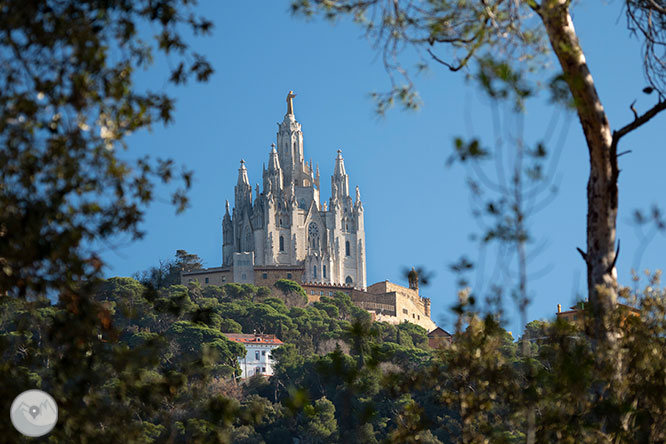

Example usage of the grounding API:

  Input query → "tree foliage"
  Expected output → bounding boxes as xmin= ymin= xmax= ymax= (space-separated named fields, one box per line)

xmin=0 ymin=1 xmax=212 ymax=298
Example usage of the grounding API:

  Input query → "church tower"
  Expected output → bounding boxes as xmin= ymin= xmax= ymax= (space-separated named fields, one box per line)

xmin=221 ymin=91 xmax=366 ymax=290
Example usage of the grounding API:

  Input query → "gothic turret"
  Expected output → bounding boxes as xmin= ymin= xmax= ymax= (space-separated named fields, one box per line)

xmin=234 ymin=159 xmax=252 ymax=212
xmin=331 ymin=149 xmax=350 ymax=205
xmin=222 ymin=200 xmax=233 ymax=265
xmin=263 ymin=143 xmax=283 ymax=195
xmin=354 ymin=186 xmax=363 ymax=209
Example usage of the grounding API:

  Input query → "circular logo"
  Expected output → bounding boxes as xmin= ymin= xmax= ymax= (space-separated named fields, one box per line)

xmin=10 ymin=389 xmax=58 ymax=437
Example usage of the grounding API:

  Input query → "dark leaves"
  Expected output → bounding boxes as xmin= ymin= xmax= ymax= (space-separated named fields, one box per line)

xmin=447 ymin=137 xmax=488 ymax=166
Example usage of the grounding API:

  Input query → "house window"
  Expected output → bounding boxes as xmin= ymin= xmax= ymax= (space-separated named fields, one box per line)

xmin=279 ymin=235 xmax=284 ymax=252
xmin=329 ymin=291 xmax=333 ymax=296
xmin=287 ymin=273 xmax=292 ymax=279
xmin=242 ymin=273 xmax=247 ymax=279
xmin=418 ymin=315 xmax=420 ymax=320
xmin=403 ymin=309 xmax=408 ymax=315
xmin=345 ymin=276 xmax=353 ymax=285
xmin=262 ymin=350 xmax=266 ymax=356
xmin=313 ymin=265 xmax=317 ymax=278
xmin=320 ymin=291 xmax=324 ymax=296
xmin=323 ymin=265 xmax=327 ymax=278
xmin=255 ymin=351 xmax=260 ymax=360
xmin=222 ymin=277 xmax=226 ymax=282
xmin=311 ymin=290 xmax=315 ymax=295
xmin=345 ymin=241 xmax=351 ymax=256
xmin=262 ymin=273 xmax=268 ymax=279
xmin=412 ymin=313 xmax=415 ymax=319
xmin=262 ymin=367 xmax=266 ymax=372
xmin=256 ymin=366 xmax=261 ymax=374
xmin=205 ymin=277 xmax=209 ymax=284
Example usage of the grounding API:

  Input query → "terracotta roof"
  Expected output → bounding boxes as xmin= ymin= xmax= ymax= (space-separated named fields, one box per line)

xmin=223 ymin=333 xmax=283 ymax=345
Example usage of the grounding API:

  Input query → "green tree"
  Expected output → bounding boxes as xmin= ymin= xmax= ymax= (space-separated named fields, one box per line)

xmin=297 ymin=397 xmax=339 ymax=443
xmin=136 ymin=250 xmax=204 ymax=290
xmin=0 ymin=1 xmax=217 ymax=440
xmin=274 ymin=279 xmax=308 ymax=306
xmin=0 ymin=2 xmax=212 ymax=298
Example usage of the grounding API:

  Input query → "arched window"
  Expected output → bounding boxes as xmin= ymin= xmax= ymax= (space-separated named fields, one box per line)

xmin=308 ymin=222 xmax=320 ymax=249
xmin=313 ymin=265 xmax=317 ymax=279
xmin=345 ymin=240 xmax=351 ymax=256
xmin=279 ymin=235 xmax=284 ymax=252
xmin=345 ymin=276 xmax=353 ymax=285
xmin=323 ymin=265 xmax=327 ymax=278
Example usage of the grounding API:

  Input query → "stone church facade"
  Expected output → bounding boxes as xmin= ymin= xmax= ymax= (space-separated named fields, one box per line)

xmin=182 ymin=92 xmax=437 ymax=331
xmin=221 ymin=91 xmax=366 ymax=289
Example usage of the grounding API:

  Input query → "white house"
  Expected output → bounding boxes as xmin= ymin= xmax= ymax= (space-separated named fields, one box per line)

xmin=223 ymin=333 xmax=283 ymax=379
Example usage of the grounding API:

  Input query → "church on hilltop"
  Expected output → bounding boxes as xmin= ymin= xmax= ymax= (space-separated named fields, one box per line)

xmin=182 ymin=92 xmax=437 ymax=331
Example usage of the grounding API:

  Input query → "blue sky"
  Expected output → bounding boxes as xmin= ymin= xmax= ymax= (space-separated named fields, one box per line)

xmin=105 ymin=1 xmax=666 ymax=335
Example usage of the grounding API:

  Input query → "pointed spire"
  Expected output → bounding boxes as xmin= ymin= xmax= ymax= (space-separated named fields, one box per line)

xmin=334 ymin=149 xmax=347 ymax=176
xmin=225 ymin=199 xmax=230 ymax=215
xmin=355 ymin=186 xmax=361 ymax=203
xmin=315 ymin=163 xmax=320 ymax=188
xmin=237 ymin=159 xmax=250 ymax=186
xmin=268 ymin=143 xmax=280 ymax=171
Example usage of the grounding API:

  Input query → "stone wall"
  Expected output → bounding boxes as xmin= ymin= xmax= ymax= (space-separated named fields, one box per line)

xmin=253 ymin=266 xmax=305 ymax=290
xmin=302 ymin=282 xmax=353 ymax=303
xmin=181 ymin=267 xmax=233 ymax=287
xmin=364 ymin=280 xmax=435 ymax=331
xmin=351 ymin=289 xmax=397 ymax=316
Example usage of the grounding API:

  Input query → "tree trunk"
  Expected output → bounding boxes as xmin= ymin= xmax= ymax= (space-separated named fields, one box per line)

xmin=538 ymin=0 xmax=618 ymax=337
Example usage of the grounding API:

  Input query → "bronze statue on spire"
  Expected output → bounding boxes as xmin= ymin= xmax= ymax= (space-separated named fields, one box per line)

xmin=286 ymin=90 xmax=297 ymax=115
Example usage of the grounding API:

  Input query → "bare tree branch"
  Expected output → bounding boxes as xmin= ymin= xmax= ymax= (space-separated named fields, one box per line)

xmin=611 ymin=100 xmax=666 ymax=151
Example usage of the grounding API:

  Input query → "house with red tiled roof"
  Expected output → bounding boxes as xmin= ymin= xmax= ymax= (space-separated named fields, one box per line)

xmin=223 ymin=333 xmax=283 ymax=379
